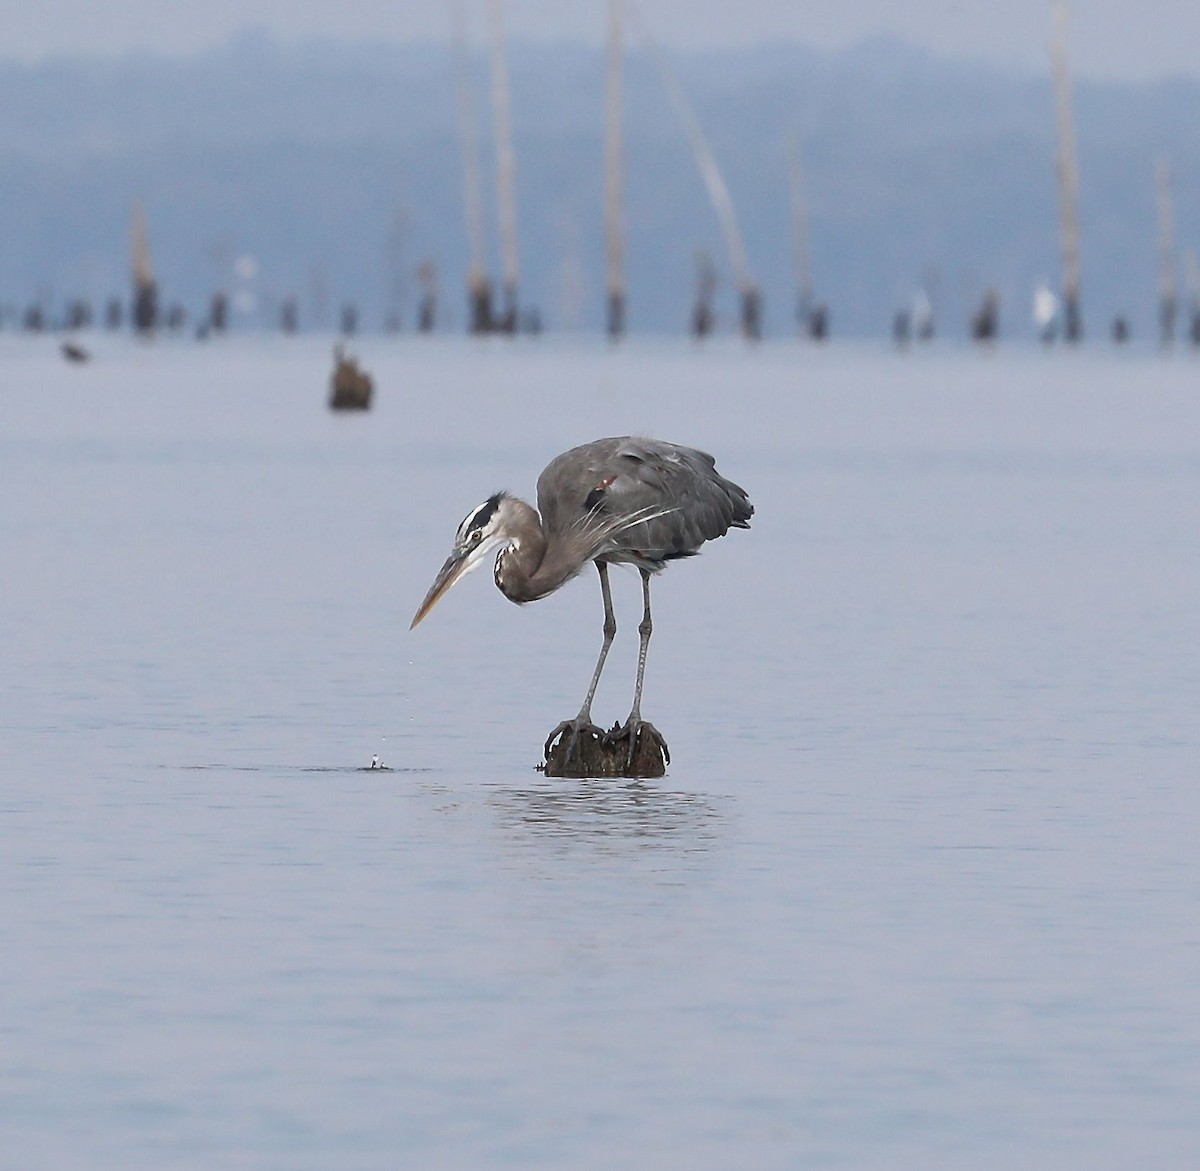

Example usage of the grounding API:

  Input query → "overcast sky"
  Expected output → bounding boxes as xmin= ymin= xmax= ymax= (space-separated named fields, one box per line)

xmin=1 ymin=1 xmax=1198 ymax=81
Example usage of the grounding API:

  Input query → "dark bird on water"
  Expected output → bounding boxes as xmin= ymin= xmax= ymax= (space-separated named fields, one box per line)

xmin=329 ymin=343 xmax=373 ymax=411
xmin=60 ymin=341 xmax=91 ymax=363
xmin=411 ymin=437 xmax=753 ymax=769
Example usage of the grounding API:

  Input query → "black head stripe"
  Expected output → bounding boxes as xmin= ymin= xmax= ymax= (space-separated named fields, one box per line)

xmin=458 ymin=493 xmax=503 ymax=539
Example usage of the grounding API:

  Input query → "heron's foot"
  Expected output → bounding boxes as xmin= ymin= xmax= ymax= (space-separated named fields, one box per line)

xmin=604 ymin=717 xmax=670 ymax=776
xmin=543 ymin=718 xmax=605 ymax=765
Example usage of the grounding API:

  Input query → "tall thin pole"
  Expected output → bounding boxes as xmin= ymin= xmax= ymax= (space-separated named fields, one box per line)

xmin=487 ymin=0 xmax=519 ymax=333
xmin=1185 ymin=249 xmax=1200 ymax=348
xmin=646 ymin=38 xmax=759 ymax=338
xmin=604 ymin=0 xmax=626 ymax=340
xmin=385 ymin=204 xmax=408 ymax=332
xmin=788 ymin=131 xmax=814 ymax=332
xmin=451 ymin=0 xmax=491 ymax=334
xmin=1155 ymin=157 xmax=1177 ymax=348
xmin=1052 ymin=1 xmax=1082 ymax=342
xmin=130 ymin=200 xmax=157 ymax=335
xmin=131 ymin=202 xmax=153 ymax=290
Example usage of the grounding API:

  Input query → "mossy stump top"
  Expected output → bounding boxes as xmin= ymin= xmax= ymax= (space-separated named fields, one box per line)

xmin=542 ymin=723 xmax=668 ymax=779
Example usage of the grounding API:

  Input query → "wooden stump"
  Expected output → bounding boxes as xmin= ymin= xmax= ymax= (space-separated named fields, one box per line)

xmin=541 ymin=722 xmax=669 ymax=779
xmin=329 ymin=346 xmax=373 ymax=410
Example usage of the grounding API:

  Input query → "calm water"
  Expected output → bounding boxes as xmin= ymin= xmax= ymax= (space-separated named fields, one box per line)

xmin=2 ymin=334 xmax=1198 ymax=1168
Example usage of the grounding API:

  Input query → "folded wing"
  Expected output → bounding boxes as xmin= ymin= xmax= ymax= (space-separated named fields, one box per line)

xmin=537 ymin=436 xmax=753 ymax=569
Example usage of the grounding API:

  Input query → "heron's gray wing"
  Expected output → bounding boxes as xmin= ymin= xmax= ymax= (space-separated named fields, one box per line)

xmin=538 ymin=436 xmax=752 ymax=565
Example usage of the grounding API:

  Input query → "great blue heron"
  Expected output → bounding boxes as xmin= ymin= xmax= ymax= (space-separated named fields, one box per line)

xmin=411 ymin=436 xmax=753 ymax=766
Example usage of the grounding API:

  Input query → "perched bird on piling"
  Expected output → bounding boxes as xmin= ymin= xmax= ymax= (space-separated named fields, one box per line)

xmin=411 ymin=436 xmax=752 ymax=770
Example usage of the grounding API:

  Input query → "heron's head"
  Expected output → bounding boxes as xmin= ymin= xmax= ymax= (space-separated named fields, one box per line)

xmin=410 ymin=493 xmax=517 ymax=628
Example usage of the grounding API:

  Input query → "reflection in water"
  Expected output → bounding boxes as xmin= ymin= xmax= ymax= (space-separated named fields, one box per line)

xmin=491 ymin=778 xmax=726 ymax=851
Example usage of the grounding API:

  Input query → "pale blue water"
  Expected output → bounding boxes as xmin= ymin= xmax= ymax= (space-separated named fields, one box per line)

xmin=2 ymin=335 xmax=1198 ymax=1168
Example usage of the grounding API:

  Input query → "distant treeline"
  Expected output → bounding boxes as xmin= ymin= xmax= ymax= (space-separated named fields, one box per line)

xmin=0 ymin=32 xmax=1197 ymax=338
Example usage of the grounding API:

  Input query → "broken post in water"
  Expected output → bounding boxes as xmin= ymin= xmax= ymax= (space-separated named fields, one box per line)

xmin=451 ymin=0 xmax=493 ymax=334
xmin=1155 ymin=157 xmax=1178 ymax=348
xmin=385 ymin=205 xmax=408 ymax=335
xmin=208 ymin=291 xmax=228 ymax=334
xmin=1185 ymin=251 xmax=1200 ymax=348
xmin=788 ymin=132 xmax=820 ymax=340
xmin=971 ymin=288 xmax=1000 ymax=343
xmin=604 ymin=0 xmax=627 ymax=340
xmin=130 ymin=201 xmax=158 ymax=337
xmin=417 ymin=260 xmax=438 ymax=333
xmin=690 ymin=249 xmax=717 ymax=339
xmin=487 ymin=0 xmax=520 ymax=334
xmin=1052 ymin=1 xmax=1082 ymax=343
xmin=643 ymin=22 xmax=760 ymax=340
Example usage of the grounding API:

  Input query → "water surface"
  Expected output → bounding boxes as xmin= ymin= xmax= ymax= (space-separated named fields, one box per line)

xmin=2 ymin=335 xmax=1198 ymax=1168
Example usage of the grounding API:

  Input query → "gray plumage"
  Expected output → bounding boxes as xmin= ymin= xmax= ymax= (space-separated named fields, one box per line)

xmin=411 ymin=436 xmax=752 ymax=768
xmin=537 ymin=436 xmax=753 ymax=571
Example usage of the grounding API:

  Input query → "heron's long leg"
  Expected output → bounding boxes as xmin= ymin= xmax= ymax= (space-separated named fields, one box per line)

xmin=604 ymin=571 xmax=672 ymax=772
xmin=544 ymin=562 xmax=615 ymax=759
xmin=577 ymin=561 xmax=617 ymax=723
xmin=626 ymin=568 xmax=653 ymax=724
xmin=606 ymin=568 xmax=668 ymax=770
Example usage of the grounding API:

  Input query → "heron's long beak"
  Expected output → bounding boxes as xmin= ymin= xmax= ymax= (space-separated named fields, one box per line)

xmin=410 ymin=537 xmax=501 ymax=629
xmin=410 ymin=549 xmax=471 ymax=629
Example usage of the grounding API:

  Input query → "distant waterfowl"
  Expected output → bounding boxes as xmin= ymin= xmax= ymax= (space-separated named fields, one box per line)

xmin=60 ymin=340 xmax=90 ymax=363
xmin=329 ymin=344 xmax=373 ymax=411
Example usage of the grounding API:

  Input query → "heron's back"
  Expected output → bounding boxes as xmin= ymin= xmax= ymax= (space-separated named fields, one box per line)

xmin=537 ymin=436 xmax=752 ymax=569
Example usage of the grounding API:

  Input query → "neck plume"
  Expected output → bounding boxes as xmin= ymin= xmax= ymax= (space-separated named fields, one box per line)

xmin=492 ymin=497 xmax=581 ymax=603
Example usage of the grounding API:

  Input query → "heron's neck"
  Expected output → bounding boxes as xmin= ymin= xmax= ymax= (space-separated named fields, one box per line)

xmin=493 ymin=499 xmax=577 ymax=603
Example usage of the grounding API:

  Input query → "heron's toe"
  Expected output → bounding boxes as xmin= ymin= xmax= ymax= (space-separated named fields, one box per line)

xmin=605 ymin=718 xmax=671 ymax=771
xmin=544 ymin=718 xmax=604 ymax=761
xmin=544 ymin=721 xmax=572 ymax=758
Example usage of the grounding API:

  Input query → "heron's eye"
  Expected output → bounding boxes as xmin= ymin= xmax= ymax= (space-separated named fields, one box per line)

xmin=469 ymin=528 xmax=483 ymax=544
